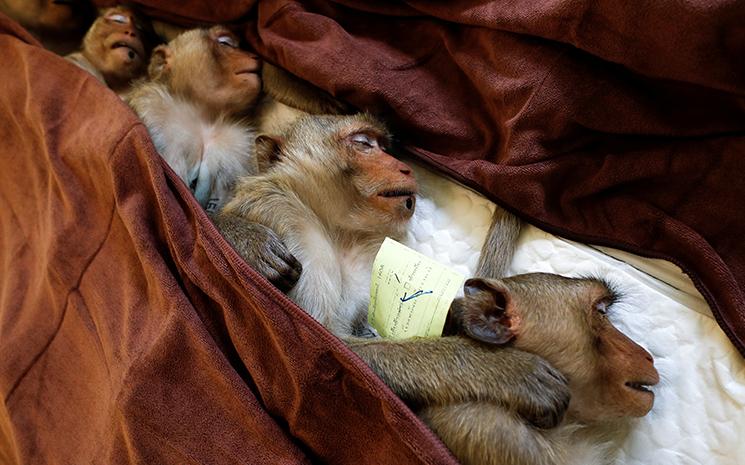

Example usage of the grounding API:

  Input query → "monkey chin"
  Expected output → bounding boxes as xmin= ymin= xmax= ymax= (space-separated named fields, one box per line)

xmin=621 ymin=383 xmax=656 ymax=417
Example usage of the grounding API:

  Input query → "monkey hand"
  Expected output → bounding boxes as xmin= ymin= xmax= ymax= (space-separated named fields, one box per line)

xmin=212 ymin=213 xmax=303 ymax=292
xmin=506 ymin=351 xmax=571 ymax=429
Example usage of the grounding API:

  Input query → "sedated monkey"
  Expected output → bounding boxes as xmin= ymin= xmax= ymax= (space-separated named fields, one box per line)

xmin=219 ymin=113 xmax=416 ymax=337
xmin=65 ymin=6 xmax=154 ymax=94
xmin=353 ymin=273 xmax=659 ymax=465
xmin=0 ymin=0 xmax=96 ymax=54
xmin=127 ymin=26 xmax=262 ymax=214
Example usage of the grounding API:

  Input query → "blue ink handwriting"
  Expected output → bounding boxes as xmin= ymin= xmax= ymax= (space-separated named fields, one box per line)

xmin=400 ymin=290 xmax=433 ymax=303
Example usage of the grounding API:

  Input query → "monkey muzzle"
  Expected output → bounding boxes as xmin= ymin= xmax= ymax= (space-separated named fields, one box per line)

xmin=375 ymin=190 xmax=416 ymax=221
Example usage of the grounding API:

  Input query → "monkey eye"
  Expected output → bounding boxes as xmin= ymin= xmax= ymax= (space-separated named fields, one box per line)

xmin=106 ymin=13 xmax=129 ymax=24
xmin=595 ymin=299 xmax=610 ymax=315
xmin=351 ymin=133 xmax=378 ymax=151
xmin=217 ymin=35 xmax=239 ymax=48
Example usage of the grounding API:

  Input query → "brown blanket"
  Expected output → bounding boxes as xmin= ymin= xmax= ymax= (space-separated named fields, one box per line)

xmin=1 ymin=1 xmax=743 ymax=463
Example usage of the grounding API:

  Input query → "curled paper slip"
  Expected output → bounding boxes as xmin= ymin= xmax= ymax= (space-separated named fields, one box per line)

xmin=368 ymin=238 xmax=466 ymax=339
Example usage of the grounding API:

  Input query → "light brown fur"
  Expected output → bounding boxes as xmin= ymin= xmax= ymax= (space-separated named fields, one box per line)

xmin=407 ymin=273 xmax=660 ymax=465
xmin=220 ymin=114 xmax=416 ymax=336
xmin=218 ymin=114 xmax=572 ymax=430
xmin=127 ymin=26 xmax=261 ymax=213
xmin=65 ymin=6 xmax=154 ymax=94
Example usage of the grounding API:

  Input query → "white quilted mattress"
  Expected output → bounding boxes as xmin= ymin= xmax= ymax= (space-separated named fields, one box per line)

xmin=404 ymin=160 xmax=745 ymax=465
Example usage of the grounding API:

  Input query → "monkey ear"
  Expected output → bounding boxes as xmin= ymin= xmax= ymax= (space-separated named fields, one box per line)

xmin=148 ymin=45 xmax=172 ymax=79
xmin=461 ymin=278 xmax=517 ymax=345
xmin=255 ymin=135 xmax=284 ymax=172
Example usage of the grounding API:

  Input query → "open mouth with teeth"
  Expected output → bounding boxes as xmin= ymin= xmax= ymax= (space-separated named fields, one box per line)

xmin=378 ymin=189 xmax=416 ymax=210
xmin=625 ymin=381 xmax=655 ymax=394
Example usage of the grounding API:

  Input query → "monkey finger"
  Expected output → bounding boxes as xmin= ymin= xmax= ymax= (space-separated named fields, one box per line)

xmin=515 ymin=360 xmax=571 ymax=429
xmin=265 ymin=241 xmax=302 ymax=278
xmin=260 ymin=254 xmax=302 ymax=293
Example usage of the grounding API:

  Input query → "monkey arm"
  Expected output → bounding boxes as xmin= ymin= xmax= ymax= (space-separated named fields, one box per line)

xmin=419 ymin=402 xmax=559 ymax=465
xmin=346 ymin=336 xmax=570 ymax=429
xmin=262 ymin=63 xmax=352 ymax=115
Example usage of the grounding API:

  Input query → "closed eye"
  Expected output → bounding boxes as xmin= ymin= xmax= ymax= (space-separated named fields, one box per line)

xmin=351 ymin=133 xmax=378 ymax=151
xmin=106 ymin=13 xmax=129 ymax=24
xmin=217 ymin=35 xmax=239 ymax=48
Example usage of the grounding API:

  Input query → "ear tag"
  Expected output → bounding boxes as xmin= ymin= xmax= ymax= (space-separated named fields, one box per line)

xmin=368 ymin=237 xmax=465 ymax=339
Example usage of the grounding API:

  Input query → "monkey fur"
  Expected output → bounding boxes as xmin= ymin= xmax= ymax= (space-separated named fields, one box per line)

xmin=66 ymin=6 xmax=154 ymax=94
xmin=357 ymin=273 xmax=659 ymax=465
xmin=127 ymin=26 xmax=261 ymax=213
xmin=220 ymin=113 xmax=416 ymax=336
xmin=218 ymin=114 xmax=573 ymax=431
xmin=214 ymin=83 xmax=656 ymax=465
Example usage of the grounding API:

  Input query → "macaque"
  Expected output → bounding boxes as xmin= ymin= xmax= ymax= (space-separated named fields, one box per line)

xmin=127 ymin=26 xmax=261 ymax=213
xmin=217 ymin=112 xmax=658 ymax=463
xmin=65 ymin=6 xmax=154 ymax=94
xmin=352 ymin=274 xmax=659 ymax=465
xmin=126 ymin=26 xmax=306 ymax=290
xmin=220 ymin=113 xmax=416 ymax=337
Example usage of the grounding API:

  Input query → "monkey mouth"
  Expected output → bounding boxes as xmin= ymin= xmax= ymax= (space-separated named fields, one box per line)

xmin=625 ymin=381 xmax=655 ymax=394
xmin=112 ymin=41 xmax=140 ymax=60
xmin=378 ymin=189 xmax=416 ymax=211
xmin=235 ymin=64 xmax=262 ymax=76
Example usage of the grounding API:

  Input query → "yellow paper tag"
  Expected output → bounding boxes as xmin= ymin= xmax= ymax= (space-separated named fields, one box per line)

xmin=368 ymin=238 xmax=465 ymax=339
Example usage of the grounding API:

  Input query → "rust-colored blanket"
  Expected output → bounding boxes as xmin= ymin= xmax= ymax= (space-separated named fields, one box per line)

xmin=1 ymin=1 xmax=743 ymax=463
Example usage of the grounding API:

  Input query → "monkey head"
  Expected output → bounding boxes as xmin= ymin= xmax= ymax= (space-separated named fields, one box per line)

xmin=454 ymin=273 xmax=660 ymax=423
xmin=148 ymin=26 xmax=262 ymax=116
xmin=81 ymin=6 xmax=152 ymax=91
xmin=256 ymin=114 xmax=418 ymax=236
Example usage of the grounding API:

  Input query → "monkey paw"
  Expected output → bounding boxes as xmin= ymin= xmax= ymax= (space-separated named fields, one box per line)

xmin=515 ymin=357 xmax=570 ymax=429
xmin=213 ymin=214 xmax=302 ymax=292
xmin=245 ymin=224 xmax=303 ymax=293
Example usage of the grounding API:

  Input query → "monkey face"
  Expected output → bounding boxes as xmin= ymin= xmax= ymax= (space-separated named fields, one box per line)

xmin=159 ymin=26 xmax=262 ymax=116
xmin=586 ymin=320 xmax=660 ymax=420
xmin=84 ymin=7 xmax=148 ymax=87
xmin=204 ymin=26 xmax=262 ymax=112
xmin=459 ymin=274 xmax=659 ymax=422
xmin=345 ymin=131 xmax=418 ymax=230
